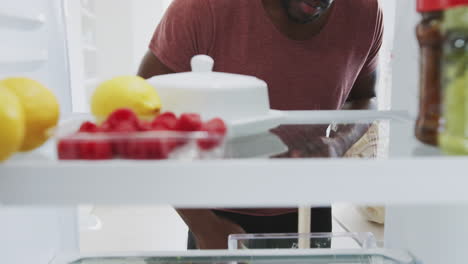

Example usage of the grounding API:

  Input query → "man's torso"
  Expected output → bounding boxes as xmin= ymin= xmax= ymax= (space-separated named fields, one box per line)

xmin=202 ymin=0 xmax=379 ymax=110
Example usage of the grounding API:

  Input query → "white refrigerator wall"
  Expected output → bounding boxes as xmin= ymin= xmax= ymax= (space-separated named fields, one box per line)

xmin=0 ymin=0 xmax=72 ymax=113
xmin=94 ymin=0 xmax=171 ymax=80
xmin=65 ymin=0 xmax=172 ymax=112
xmin=391 ymin=0 xmax=420 ymax=116
xmin=377 ymin=0 xmax=396 ymax=110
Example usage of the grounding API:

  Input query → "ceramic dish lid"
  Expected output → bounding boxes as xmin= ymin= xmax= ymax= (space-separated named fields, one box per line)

xmin=149 ymin=55 xmax=267 ymax=89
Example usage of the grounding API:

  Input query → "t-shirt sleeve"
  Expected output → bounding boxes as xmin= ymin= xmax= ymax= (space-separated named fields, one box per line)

xmin=358 ymin=3 xmax=384 ymax=76
xmin=149 ymin=0 xmax=214 ymax=72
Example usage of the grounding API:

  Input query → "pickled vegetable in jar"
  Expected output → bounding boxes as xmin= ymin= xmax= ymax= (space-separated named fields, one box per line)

xmin=440 ymin=3 xmax=468 ymax=154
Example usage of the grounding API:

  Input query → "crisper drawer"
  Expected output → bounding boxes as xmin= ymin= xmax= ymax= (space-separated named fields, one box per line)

xmin=56 ymin=249 xmax=419 ymax=264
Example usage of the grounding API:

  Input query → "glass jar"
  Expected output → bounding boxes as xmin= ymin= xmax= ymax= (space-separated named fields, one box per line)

xmin=440 ymin=3 xmax=468 ymax=154
xmin=415 ymin=0 xmax=445 ymax=146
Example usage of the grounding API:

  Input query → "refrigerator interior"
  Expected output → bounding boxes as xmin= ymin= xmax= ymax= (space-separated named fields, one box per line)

xmin=0 ymin=0 xmax=461 ymax=264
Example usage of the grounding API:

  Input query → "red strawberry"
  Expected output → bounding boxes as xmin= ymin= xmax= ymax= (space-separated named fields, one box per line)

xmin=197 ymin=118 xmax=227 ymax=150
xmin=79 ymin=121 xmax=99 ymax=133
xmin=99 ymin=109 xmax=140 ymax=156
xmin=112 ymin=123 xmax=137 ymax=133
xmin=203 ymin=118 xmax=227 ymax=135
xmin=176 ymin=113 xmax=202 ymax=131
xmin=151 ymin=112 xmax=178 ymax=130
xmin=123 ymin=124 xmax=159 ymax=159
xmin=156 ymin=124 xmax=187 ymax=151
xmin=57 ymin=137 xmax=80 ymax=160
xmin=125 ymin=139 xmax=149 ymax=159
xmin=99 ymin=121 xmax=113 ymax=132
xmin=112 ymin=139 xmax=128 ymax=157
xmin=79 ymin=139 xmax=113 ymax=160
xmin=138 ymin=120 xmax=153 ymax=131
xmin=126 ymin=138 xmax=171 ymax=160
xmin=104 ymin=108 xmax=139 ymax=132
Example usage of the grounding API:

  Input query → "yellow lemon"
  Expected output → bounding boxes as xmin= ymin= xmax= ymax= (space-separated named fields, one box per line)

xmin=91 ymin=76 xmax=161 ymax=121
xmin=0 ymin=86 xmax=25 ymax=161
xmin=2 ymin=78 xmax=60 ymax=152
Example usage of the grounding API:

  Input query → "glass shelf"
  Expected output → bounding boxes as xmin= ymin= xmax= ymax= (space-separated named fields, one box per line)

xmin=63 ymin=250 xmax=418 ymax=264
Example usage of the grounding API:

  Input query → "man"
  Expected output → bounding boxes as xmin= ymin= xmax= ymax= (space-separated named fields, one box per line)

xmin=138 ymin=0 xmax=383 ymax=249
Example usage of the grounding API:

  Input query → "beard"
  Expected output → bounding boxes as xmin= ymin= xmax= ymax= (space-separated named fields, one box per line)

xmin=281 ymin=0 xmax=334 ymax=24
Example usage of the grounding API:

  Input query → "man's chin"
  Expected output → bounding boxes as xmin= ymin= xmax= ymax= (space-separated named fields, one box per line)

xmin=290 ymin=17 xmax=318 ymax=24
xmin=287 ymin=12 xmax=322 ymax=24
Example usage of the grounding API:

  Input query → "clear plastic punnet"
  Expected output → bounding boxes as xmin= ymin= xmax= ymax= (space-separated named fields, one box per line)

xmin=55 ymin=117 xmax=226 ymax=161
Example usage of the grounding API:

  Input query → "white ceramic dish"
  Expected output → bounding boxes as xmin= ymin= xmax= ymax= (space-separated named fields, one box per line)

xmin=225 ymin=130 xmax=288 ymax=158
xmin=227 ymin=109 xmax=285 ymax=138
xmin=148 ymin=55 xmax=282 ymax=138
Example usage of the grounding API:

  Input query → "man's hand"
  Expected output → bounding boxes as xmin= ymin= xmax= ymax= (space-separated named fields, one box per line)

xmin=177 ymin=209 xmax=245 ymax=250
xmin=304 ymin=136 xmax=346 ymax=157
xmin=271 ymin=124 xmax=371 ymax=158
xmin=274 ymin=136 xmax=345 ymax=158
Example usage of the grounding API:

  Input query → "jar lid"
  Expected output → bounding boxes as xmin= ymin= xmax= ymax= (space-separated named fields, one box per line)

xmin=444 ymin=0 xmax=468 ymax=8
xmin=417 ymin=0 xmax=445 ymax=11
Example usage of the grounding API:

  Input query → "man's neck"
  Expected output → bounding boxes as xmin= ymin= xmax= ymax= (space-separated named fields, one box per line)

xmin=262 ymin=0 xmax=335 ymax=41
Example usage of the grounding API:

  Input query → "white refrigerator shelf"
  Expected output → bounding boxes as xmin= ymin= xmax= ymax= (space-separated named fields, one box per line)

xmin=0 ymin=110 xmax=466 ymax=206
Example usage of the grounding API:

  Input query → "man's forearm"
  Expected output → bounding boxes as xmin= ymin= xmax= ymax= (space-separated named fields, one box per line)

xmin=176 ymin=209 xmax=221 ymax=234
xmin=138 ymin=51 xmax=174 ymax=79
xmin=176 ymin=209 xmax=245 ymax=249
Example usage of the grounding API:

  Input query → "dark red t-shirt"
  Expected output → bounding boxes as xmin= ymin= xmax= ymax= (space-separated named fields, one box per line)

xmin=150 ymin=0 xmax=383 ymax=216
